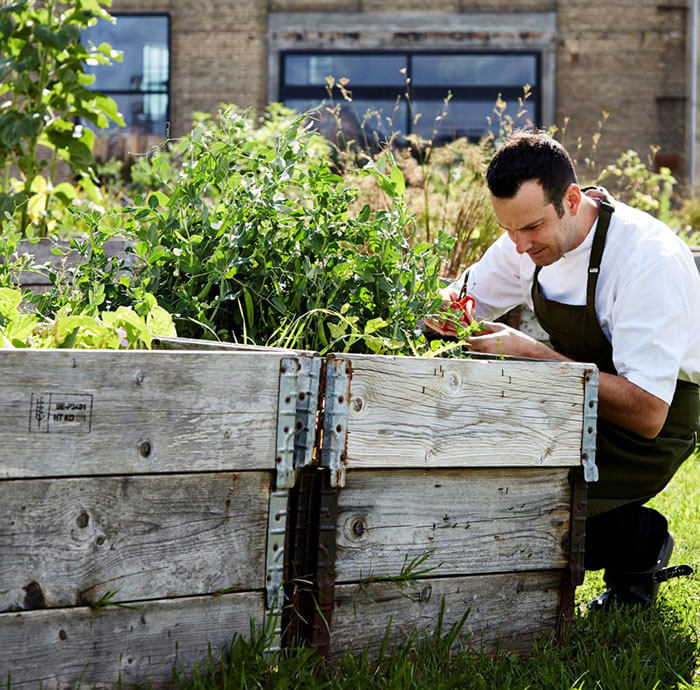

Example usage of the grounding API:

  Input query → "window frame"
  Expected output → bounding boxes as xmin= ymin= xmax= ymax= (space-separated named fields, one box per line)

xmin=82 ymin=11 xmax=172 ymax=134
xmin=279 ymin=48 xmax=542 ymax=141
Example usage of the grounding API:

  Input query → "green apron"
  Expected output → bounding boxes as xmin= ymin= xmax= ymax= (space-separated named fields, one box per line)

xmin=531 ymin=191 xmax=699 ymax=517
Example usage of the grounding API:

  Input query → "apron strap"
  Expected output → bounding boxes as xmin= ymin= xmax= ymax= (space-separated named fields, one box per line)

xmin=532 ymin=186 xmax=615 ymax=304
xmin=585 ymin=188 xmax=615 ymax=308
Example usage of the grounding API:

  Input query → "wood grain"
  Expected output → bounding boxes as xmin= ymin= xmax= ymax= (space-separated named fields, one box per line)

xmin=0 ymin=472 xmax=271 ymax=612
xmin=329 ymin=570 xmax=564 ymax=660
xmin=333 ymin=468 xmax=571 ymax=582
xmin=0 ymin=350 xmax=287 ymax=478
xmin=0 ymin=591 xmax=263 ymax=689
xmin=341 ymin=355 xmax=591 ymax=470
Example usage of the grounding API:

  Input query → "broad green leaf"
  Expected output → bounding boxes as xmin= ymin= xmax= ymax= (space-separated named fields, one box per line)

xmin=52 ymin=314 xmax=101 ymax=344
xmin=328 ymin=321 xmax=348 ymax=339
xmin=146 ymin=305 xmax=176 ymax=337
xmin=0 ymin=287 xmax=22 ymax=319
xmin=357 ymin=204 xmax=370 ymax=222
xmin=94 ymin=93 xmax=124 ymax=126
xmin=0 ymin=2 xmax=28 ymax=17
xmin=6 ymin=312 xmax=38 ymax=342
xmin=389 ymin=163 xmax=406 ymax=197
xmin=15 ymin=113 xmax=42 ymax=140
xmin=32 ymin=25 xmax=70 ymax=50
xmin=146 ymin=304 xmax=176 ymax=335
xmin=364 ymin=317 xmax=388 ymax=335
xmin=67 ymin=140 xmax=93 ymax=170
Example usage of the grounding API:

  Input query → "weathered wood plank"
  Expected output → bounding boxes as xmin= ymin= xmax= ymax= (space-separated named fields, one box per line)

xmin=0 ymin=591 xmax=263 ymax=689
xmin=0 ymin=472 xmax=270 ymax=612
xmin=342 ymin=355 xmax=591 ymax=469
xmin=334 ymin=468 xmax=571 ymax=582
xmin=0 ymin=350 xmax=288 ymax=477
xmin=328 ymin=571 xmax=564 ymax=660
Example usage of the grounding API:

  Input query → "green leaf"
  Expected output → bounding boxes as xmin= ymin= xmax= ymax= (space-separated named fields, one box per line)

xmin=242 ymin=288 xmax=254 ymax=325
xmin=67 ymin=140 xmax=94 ymax=170
xmin=364 ymin=317 xmax=388 ymax=335
xmin=15 ymin=113 xmax=43 ymax=141
xmin=53 ymin=182 xmax=78 ymax=204
xmin=357 ymin=204 xmax=371 ymax=223
xmin=328 ymin=321 xmax=348 ymax=339
xmin=0 ymin=287 xmax=22 ymax=319
xmin=6 ymin=312 xmax=37 ymax=342
xmin=389 ymin=163 xmax=406 ymax=197
xmin=146 ymin=305 xmax=176 ymax=337
xmin=33 ymin=25 xmax=70 ymax=50
xmin=93 ymin=93 xmax=124 ymax=126
xmin=364 ymin=335 xmax=384 ymax=353
xmin=0 ymin=2 xmax=28 ymax=17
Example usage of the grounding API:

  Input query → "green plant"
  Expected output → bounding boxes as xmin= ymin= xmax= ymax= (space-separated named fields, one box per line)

xmin=597 ymin=148 xmax=677 ymax=225
xmin=0 ymin=285 xmax=174 ymax=349
xmin=118 ymin=106 xmax=450 ymax=354
xmin=0 ymin=0 xmax=124 ymax=236
xmin=677 ymin=197 xmax=700 ymax=245
xmin=319 ymin=80 xmax=523 ymax=279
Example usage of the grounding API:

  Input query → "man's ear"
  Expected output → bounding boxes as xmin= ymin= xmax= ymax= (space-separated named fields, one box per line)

xmin=564 ymin=183 xmax=582 ymax=215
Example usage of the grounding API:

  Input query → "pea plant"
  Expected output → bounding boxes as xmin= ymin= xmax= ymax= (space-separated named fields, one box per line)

xmin=121 ymin=106 xmax=452 ymax=354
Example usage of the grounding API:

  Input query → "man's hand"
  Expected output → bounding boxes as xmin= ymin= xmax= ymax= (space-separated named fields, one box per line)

xmin=463 ymin=322 xmax=557 ymax=359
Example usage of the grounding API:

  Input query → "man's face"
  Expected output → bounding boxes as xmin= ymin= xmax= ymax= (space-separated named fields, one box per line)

xmin=490 ymin=180 xmax=580 ymax=266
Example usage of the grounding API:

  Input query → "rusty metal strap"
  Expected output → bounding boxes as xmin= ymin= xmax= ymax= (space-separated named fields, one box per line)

xmin=582 ymin=367 xmax=599 ymax=483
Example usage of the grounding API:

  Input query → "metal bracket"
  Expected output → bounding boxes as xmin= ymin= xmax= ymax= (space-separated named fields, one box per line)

xmin=276 ymin=357 xmax=299 ymax=490
xmin=582 ymin=367 xmax=599 ymax=482
xmin=264 ymin=489 xmax=288 ymax=654
xmin=294 ymin=355 xmax=322 ymax=470
xmin=320 ymin=357 xmax=351 ymax=488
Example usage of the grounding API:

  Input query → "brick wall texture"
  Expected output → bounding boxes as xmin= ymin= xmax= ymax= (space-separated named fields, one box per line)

xmin=109 ymin=0 xmax=691 ymax=181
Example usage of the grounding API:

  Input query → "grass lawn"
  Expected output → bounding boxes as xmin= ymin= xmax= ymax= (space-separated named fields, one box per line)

xmin=172 ymin=451 xmax=699 ymax=690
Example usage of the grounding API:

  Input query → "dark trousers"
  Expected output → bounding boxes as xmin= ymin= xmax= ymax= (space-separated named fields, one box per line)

xmin=584 ymin=501 xmax=669 ymax=573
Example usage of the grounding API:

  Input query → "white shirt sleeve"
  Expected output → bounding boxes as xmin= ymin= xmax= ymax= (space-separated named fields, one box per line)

xmin=606 ymin=248 xmax=698 ymax=404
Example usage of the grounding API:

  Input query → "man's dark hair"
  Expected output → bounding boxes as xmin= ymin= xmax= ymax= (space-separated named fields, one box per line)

xmin=485 ymin=131 xmax=577 ymax=217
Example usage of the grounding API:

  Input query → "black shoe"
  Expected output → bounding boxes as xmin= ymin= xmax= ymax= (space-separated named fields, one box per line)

xmin=588 ymin=532 xmax=693 ymax=611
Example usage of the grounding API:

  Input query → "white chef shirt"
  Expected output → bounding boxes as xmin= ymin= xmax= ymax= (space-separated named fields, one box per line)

xmin=460 ymin=199 xmax=700 ymax=404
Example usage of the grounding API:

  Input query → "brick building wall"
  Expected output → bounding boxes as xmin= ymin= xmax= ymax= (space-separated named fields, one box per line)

xmin=108 ymin=0 xmax=692 ymax=184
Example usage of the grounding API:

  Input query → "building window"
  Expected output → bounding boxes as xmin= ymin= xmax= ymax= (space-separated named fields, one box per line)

xmin=82 ymin=14 xmax=170 ymax=136
xmin=280 ymin=51 xmax=539 ymax=143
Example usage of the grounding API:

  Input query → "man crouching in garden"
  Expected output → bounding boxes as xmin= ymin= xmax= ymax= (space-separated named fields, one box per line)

xmin=425 ymin=131 xmax=699 ymax=610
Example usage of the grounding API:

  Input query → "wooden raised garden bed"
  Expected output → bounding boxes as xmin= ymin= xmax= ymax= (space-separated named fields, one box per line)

xmin=0 ymin=339 xmax=597 ymax=687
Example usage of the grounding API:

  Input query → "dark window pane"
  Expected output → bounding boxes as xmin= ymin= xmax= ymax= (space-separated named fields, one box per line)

xmin=413 ymin=97 xmax=537 ymax=141
xmin=105 ymin=93 xmax=168 ymax=135
xmin=286 ymin=98 xmax=409 ymax=144
xmin=284 ymin=54 xmax=407 ymax=86
xmin=412 ymin=54 xmax=537 ymax=87
xmin=83 ymin=15 xmax=169 ymax=92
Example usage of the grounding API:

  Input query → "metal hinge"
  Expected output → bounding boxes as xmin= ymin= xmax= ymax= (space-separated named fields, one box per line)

xmin=582 ymin=367 xmax=599 ymax=482
xmin=264 ymin=489 xmax=288 ymax=654
xmin=320 ymin=357 xmax=351 ymax=488
xmin=277 ymin=355 xmax=322 ymax=489
xmin=275 ymin=357 xmax=299 ymax=490
xmin=266 ymin=354 xmax=322 ymax=654
xmin=295 ymin=355 xmax=322 ymax=470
